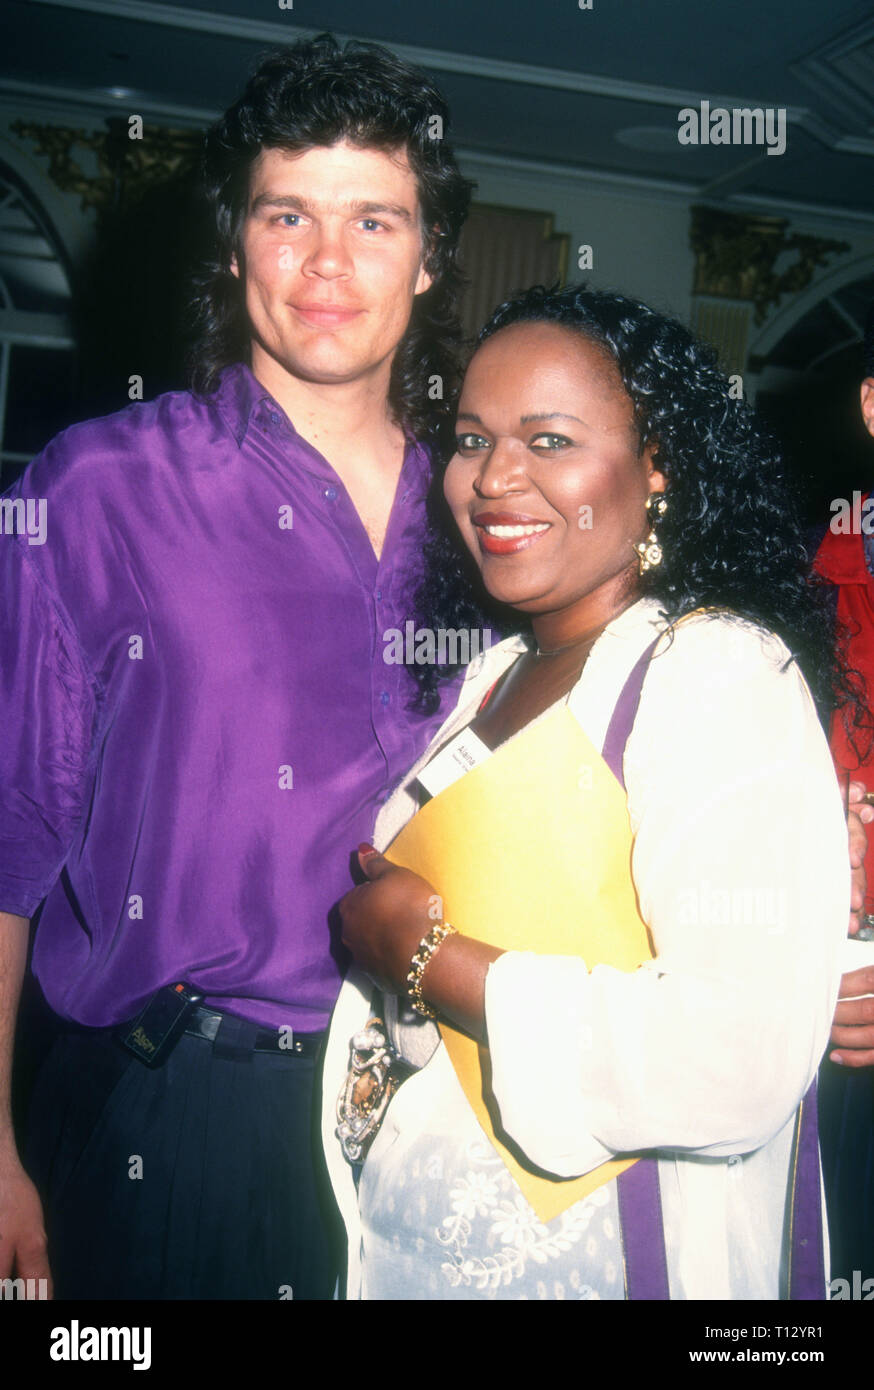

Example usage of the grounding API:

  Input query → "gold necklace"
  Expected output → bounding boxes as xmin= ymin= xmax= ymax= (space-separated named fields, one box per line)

xmin=534 ymin=633 xmax=598 ymax=658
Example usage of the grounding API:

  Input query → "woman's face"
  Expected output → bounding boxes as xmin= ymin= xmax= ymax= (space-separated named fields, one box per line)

xmin=444 ymin=321 xmax=666 ymax=620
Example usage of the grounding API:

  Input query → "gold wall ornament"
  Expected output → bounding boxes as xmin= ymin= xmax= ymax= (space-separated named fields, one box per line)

xmin=10 ymin=120 xmax=203 ymax=218
xmin=690 ymin=205 xmax=849 ymax=326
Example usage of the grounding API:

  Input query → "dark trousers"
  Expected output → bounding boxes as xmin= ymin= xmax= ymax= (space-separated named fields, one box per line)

xmin=22 ymin=1014 xmax=341 ymax=1300
xmin=818 ymin=1056 xmax=874 ymax=1285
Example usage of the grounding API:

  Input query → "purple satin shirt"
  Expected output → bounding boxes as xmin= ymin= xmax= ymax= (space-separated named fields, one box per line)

xmin=0 ymin=363 xmax=450 ymax=1030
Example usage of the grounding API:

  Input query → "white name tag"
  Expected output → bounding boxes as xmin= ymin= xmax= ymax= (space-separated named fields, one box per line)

xmin=416 ymin=726 xmax=492 ymax=800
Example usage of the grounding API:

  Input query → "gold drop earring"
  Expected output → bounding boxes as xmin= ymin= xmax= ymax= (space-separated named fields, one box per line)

xmin=634 ymin=492 xmax=667 ymax=574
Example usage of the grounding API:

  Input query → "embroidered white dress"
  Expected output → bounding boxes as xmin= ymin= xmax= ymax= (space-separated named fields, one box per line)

xmin=322 ymin=599 xmax=848 ymax=1300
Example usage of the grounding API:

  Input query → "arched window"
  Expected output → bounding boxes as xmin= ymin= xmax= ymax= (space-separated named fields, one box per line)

xmin=750 ymin=269 xmax=874 ymax=522
xmin=0 ymin=163 xmax=76 ymax=488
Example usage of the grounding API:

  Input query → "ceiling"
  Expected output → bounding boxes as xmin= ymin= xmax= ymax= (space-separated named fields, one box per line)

xmin=3 ymin=0 xmax=874 ymax=222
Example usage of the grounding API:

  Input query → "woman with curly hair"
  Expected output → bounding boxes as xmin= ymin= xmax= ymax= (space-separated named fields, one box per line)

xmin=322 ymin=284 xmax=852 ymax=1300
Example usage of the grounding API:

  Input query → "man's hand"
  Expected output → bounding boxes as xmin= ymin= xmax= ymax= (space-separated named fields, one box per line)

xmin=0 ymin=1147 xmax=52 ymax=1297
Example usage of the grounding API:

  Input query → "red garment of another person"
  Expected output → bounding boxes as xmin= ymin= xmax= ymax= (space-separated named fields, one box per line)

xmin=815 ymin=503 xmax=874 ymax=913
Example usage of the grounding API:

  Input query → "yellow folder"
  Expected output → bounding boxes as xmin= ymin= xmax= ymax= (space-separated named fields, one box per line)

xmin=386 ymin=705 xmax=653 ymax=1222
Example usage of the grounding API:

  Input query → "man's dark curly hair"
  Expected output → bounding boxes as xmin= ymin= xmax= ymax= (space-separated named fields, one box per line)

xmin=412 ymin=283 xmax=864 ymax=742
xmin=187 ymin=33 xmax=472 ymax=451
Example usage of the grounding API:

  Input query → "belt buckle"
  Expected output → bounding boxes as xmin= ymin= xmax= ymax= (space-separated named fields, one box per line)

xmin=336 ymin=1018 xmax=401 ymax=1162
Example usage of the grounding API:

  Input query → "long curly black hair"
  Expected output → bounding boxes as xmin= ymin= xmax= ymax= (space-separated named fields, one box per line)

xmin=186 ymin=33 xmax=472 ymax=453
xmin=412 ymin=283 xmax=865 ymax=746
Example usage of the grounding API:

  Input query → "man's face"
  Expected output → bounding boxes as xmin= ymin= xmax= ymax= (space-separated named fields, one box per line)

xmin=232 ymin=141 xmax=433 ymax=389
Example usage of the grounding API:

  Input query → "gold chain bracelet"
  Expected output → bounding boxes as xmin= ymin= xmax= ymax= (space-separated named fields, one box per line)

xmin=405 ymin=922 xmax=457 ymax=1019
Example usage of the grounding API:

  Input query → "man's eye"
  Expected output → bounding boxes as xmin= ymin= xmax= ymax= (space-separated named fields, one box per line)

xmin=454 ymin=434 xmax=489 ymax=452
xmin=359 ymin=219 xmax=385 ymax=232
xmin=277 ymin=214 xmax=303 ymax=227
xmin=530 ymin=433 xmax=572 ymax=450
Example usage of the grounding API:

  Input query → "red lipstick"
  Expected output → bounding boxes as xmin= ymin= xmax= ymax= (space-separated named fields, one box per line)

xmin=472 ymin=512 xmax=553 ymax=556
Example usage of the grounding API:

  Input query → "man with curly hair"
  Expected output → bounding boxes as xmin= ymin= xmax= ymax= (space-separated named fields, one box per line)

xmin=0 ymin=34 xmax=471 ymax=1300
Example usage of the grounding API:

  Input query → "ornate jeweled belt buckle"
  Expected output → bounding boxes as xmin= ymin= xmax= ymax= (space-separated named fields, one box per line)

xmin=336 ymin=1017 xmax=405 ymax=1163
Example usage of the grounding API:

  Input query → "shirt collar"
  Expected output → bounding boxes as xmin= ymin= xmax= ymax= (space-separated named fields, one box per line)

xmin=210 ymin=362 xmax=432 ymax=479
xmin=212 ymin=362 xmax=276 ymax=448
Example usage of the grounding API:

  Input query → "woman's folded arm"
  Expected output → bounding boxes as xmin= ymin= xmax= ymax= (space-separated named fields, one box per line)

xmin=483 ymin=618 xmax=849 ymax=1178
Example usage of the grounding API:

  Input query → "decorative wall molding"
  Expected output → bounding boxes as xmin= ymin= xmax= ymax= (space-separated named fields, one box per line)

xmin=0 ymin=77 xmax=215 ymax=128
xmin=10 ymin=120 xmax=202 ymax=216
xmin=791 ymin=14 xmax=874 ymax=130
xmin=690 ymin=205 xmax=850 ymax=325
xmin=24 ymin=0 xmax=796 ymax=109
xmin=25 ymin=0 xmax=874 ymax=158
xmin=8 ymin=108 xmax=874 ymax=234
xmin=747 ymin=254 xmax=874 ymax=362
xmin=0 ymin=307 xmax=73 ymax=348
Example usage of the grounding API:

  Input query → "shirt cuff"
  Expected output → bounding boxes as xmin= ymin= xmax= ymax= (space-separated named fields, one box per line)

xmin=484 ymin=950 xmax=614 ymax=1178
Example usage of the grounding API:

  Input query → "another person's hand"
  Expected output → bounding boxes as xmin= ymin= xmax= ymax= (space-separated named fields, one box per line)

xmin=824 ymin=782 xmax=874 ymax=1065
xmin=847 ymin=780 xmax=872 ymax=936
xmin=829 ymin=966 xmax=874 ymax=1067
xmin=0 ymin=1147 xmax=52 ymax=1297
xmin=339 ymin=845 xmax=441 ymax=992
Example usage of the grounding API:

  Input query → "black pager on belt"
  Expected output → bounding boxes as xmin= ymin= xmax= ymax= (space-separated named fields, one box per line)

xmin=119 ymin=982 xmax=205 ymax=1067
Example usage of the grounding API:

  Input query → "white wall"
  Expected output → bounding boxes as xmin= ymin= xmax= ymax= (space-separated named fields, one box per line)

xmin=461 ymin=148 xmax=874 ymax=353
xmin=462 ymin=150 xmax=695 ymax=320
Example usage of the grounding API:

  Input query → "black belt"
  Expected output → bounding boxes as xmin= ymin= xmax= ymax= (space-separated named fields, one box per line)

xmin=183 ymin=1005 xmax=325 ymax=1058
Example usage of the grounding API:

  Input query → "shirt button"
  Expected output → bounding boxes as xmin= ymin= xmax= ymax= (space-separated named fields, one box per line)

xmin=324 ymin=486 xmax=338 ymax=501
xmin=728 ymin=1155 xmax=741 ymax=1167
xmin=379 ymin=690 xmax=390 ymax=706
xmin=375 ymin=589 xmax=383 ymax=601
xmin=269 ymin=411 xmax=280 ymax=425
